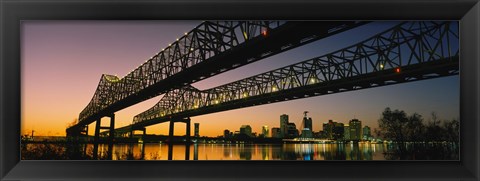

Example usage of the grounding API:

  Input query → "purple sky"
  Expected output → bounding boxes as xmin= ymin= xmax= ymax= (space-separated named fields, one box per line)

xmin=21 ymin=21 xmax=459 ymax=137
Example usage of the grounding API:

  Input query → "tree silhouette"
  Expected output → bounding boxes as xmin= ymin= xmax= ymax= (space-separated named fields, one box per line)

xmin=377 ymin=107 xmax=409 ymax=143
xmin=377 ymin=107 xmax=459 ymax=160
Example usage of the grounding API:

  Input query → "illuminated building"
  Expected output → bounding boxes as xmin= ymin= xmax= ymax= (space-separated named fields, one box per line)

xmin=194 ymin=123 xmax=200 ymax=137
xmin=323 ymin=120 xmax=335 ymax=139
xmin=280 ymin=114 xmax=289 ymax=138
xmin=271 ymin=128 xmax=281 ymax=138
xmin=363 ymin=126 xmax=371 ymax=141
xmin=301 ymin=112 xmax=313 ymax=138
xmin=349 ymin=119 xmax=362 ymax=141
xmin=262 ymin=125 xmax=269 ymax=137
xmin=301 ymin=128 xmax=313 ymax=138
xmin=332 ymin=122 xmax=344 ymax=140
xmin=344 ymin=125 xmax=350 ymax=141
xmin=240 ymin=125 xmax=252 ymax=137
xmin=286 ymin=123 xmax=299 ymax=138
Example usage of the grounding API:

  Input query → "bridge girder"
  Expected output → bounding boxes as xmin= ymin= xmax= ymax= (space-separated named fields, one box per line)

xmin=125 ymin=21 xmax=458 ymax=131
xmin=69 ymin=21 xmax=367 ymax=134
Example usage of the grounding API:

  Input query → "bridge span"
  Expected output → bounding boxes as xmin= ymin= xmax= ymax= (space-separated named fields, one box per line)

xmin=109 ymin=21 xmax=458 ymax=140
xmin=67 ymin=21 xmax=368 ymax=137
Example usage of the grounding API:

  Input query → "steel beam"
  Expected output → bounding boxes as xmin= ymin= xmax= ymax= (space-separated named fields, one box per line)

xmin=127 ymin=21 xmax=459 ymax=130
xmin=68 ymin=21 xmax=368 ymax=134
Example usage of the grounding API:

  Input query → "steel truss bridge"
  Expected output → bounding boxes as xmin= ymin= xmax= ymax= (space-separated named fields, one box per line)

xmin=111 ymin=21 xmax=459 ymax=137
xmin=66 ymin=21 xmax=368 ymax=136
xmin=67 ymin=21 xmax=458 ymax=151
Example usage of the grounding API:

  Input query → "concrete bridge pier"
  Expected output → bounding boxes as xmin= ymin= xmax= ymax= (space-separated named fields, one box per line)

xmin=167 ymin=117 xmax=191 ymax=160
xmin=194 ymin=143 xmax=198 ymax=160
xmin=141 ymin=127 xmax=146 ymax=159
xmin=92 ymin=119 xmax=101 ymax=159
xmin=142 ymin=127 xmax=146 ymax=142
xmin=82 ymin=125 xmax=89 ymax=157
xmin=185 ymin=143 xmax=190 ymax=160
xmin=168 ymin=117 xmax=191 ymax=143
xmin=166 ymin=143 xmax=191 ymax=160
xmin=93 ymin=114 xmax=115 ymax=160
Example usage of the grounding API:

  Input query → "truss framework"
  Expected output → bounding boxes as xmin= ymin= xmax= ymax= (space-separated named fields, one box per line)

xmin=72 ymin=21 xmax=365 ymax=132
xmin=79 ymin=21 xmax=286 ymax=121
xmin=132 ymin=21 xmax=459 ymax=127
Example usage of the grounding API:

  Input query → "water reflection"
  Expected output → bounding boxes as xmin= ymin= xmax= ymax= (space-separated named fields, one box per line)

xmin=24 ymin=142 xmax=459 ymax=160
xmin=84 ymin=142 xmax=389 ymax=160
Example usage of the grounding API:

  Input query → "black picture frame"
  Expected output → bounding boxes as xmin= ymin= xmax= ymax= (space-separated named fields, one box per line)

xmin=1 ymin=0 xmax=479 ymax=180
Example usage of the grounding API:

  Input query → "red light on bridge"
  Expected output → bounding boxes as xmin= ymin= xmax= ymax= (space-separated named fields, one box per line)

xmin=262 ymin=30 xmax=268 ymax=37
xmin=395 ymin=68 xmax=401 ymax=73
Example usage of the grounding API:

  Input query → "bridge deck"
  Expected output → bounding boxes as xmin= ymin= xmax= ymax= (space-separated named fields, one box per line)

xmin=68 ymin=21 xmax=368 ymax=135
xmin=111 ymin=21 xmax=459 ymax=135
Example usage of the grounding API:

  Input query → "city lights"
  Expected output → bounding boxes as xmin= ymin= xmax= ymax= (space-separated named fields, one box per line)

xmin=23 ymin=21 xmax=458 ymax=161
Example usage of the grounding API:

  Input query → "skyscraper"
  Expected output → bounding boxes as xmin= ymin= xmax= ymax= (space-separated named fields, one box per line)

xmin=224 ymin=129 xmax=231 ymax=138
xmin=301 ymin=112 xmax=313 ymax=138
xmin=240 ymin=125 xmax=252 ymax=137
xmin=194 ymin=123 xmax=200 ymax=137
xmin=286 ymin=123 xmax=299 ymax=138
xmin=262 ymin=125 xmax=269 ymax=137
xmin=332 ymin=122 xmax=344 ymax=140
xmin=271 ymin=128 xmax=281 ymax=138
xmin=280 ymin=114 xmax=289 ymax=138
xmin=349 ymin=119 xmax=362 ymax=141
xmin=344 ymin=124 xmax=350 ymax=141
xmin=363 ymin=126 xmax=371 ymax=141
xmin=323 ymin=120 xmax=335 ymax=139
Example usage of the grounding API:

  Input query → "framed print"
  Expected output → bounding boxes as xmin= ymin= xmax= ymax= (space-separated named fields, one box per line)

xmin=1 ymin=0 xmax=479 ymax=180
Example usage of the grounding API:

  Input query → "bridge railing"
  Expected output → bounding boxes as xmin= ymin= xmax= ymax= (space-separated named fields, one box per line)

xmin=132 ymin=21 xmax=459 ymax=125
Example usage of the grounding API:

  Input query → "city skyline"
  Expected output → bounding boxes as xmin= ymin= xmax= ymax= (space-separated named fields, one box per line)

xmin=21 ymin=21 xmax=459 ymax=137
xmin=221 ymin=114 xmax=372 ymax=138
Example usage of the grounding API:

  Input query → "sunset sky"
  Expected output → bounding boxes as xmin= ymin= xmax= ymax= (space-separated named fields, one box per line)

xmin=21 ymin=21 xmax=459 ymax=137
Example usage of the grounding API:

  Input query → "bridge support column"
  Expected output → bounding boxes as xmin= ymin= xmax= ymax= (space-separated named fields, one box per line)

xmin=141 ymin=128 xmax=146 ymax=159
xmin=185 ymin=143 xmax=190 ymax=160
xmin=167 ymin=117 xmax=191 ymax=160
xmin=109 ymin=114 xmax=115 ymax=142
xmin=168 ymin=143 xmax=173 ymax=160
xmin=194 ymin=143 xmax=198 ymax=160
xmin=184 ymin=118 xmax=191 ymax=160
xmin=168 ymin=120 xmax=174 ymax=160
xmin=107 ymin=114 xmax=115 ymax=160
xmin=169 ymin=120 xmax=175 ymax=143
xmin=186 ymin=118 xmax=191 ymax=143
xmin=83 ymin=125 xmax=89 ymax=157
xmin=129 ymin=128 xmax=134 ymax=141
xmin=93 ymin=119 xmax=101 ymax=160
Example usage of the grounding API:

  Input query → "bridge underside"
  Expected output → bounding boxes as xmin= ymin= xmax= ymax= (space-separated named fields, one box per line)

xmin=127 ymin=57 xmax=458 ymax=131
xmin=68 ymin=21 xmax=368 ymax=135
xmin=92 ymin=21 xmax=459 ymax=140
